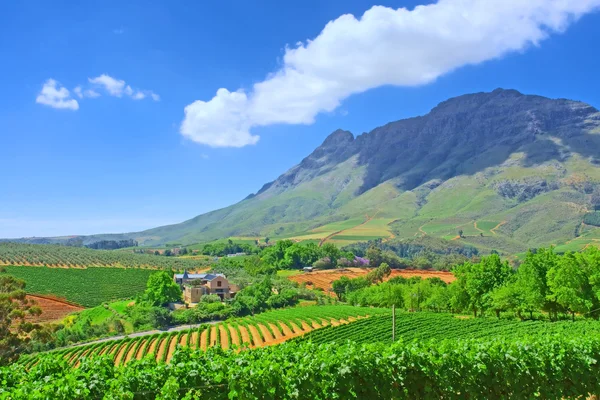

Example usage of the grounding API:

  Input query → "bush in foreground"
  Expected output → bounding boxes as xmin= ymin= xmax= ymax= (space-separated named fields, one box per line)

xmin=3 ymin=337 xmax=600 ymax=399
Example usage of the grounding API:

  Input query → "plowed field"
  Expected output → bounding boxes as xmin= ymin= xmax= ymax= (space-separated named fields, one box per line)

xmin=288 ymin=267 xmax=455 ymax=294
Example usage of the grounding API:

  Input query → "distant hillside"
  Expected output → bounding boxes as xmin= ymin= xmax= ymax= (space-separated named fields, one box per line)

xmin=7 ymin=89 xmax=600 ymax=254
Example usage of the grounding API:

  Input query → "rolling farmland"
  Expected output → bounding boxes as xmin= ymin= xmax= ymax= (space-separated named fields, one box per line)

xmin=0 ymin=242 xmax=209 ymax=269
xmin=288 ymin=267 xmax=455 ymax=294
xmin=20 ymin=305 xmax=386 ymax=367
xmin=3 ymin=266 xmax=154 ymax=307
xmin=296 ymin=312 xmax=600 ymax=345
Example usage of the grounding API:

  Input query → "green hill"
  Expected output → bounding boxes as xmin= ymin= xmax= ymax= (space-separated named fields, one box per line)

xmin=9 ymin=89 xmax=600 ymax=254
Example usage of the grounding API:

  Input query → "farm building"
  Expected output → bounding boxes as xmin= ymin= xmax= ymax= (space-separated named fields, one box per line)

xmin=174 ymin=270 xmax=236 ymax=302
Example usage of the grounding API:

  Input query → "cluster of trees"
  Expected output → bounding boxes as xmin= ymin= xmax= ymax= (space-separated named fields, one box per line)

xmin=331 ymin=263 xmax=392 ymax=300
xmin=200 ymin=239 xmax=258 ymax=257
xmin=86 ymin=239 xmax=138 ymax=250
xmin=584 ymin=211 xmax=600 ymax=227
xmin=340 ymin=247 xmax=600 ymax=321
xmin=261 ymin=240 xmax=357 ymax=270
xmin=0 ymin=269 xmax=42 ymax=365
xmin=344 ymin=237 xmax=478 ymax=270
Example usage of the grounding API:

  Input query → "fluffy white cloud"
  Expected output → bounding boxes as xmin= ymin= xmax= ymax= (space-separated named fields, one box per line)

xmin=180 ymin=0 xmax=600 ymax=147
xmin=181 ymin=89 xmax=259 ymax=148
xmin=35 ymin=79 xmax=79 ymax=110
xmin=89 ymin=74 xmax=127 ymax=97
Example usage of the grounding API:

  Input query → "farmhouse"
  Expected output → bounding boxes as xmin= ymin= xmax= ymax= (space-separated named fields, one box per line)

xmin=173 ymin=270 xmax=235 ymax=302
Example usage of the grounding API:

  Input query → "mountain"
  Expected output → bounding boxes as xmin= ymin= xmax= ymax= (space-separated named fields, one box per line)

xmin=9 ymin=89 xmax=600 ymax=254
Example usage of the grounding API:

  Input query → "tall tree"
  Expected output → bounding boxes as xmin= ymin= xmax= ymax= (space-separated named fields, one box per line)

xmin=143 ymin=271 xmax=182 ymax=306
xmin=547 ymin=252 xmax=592 ymax=321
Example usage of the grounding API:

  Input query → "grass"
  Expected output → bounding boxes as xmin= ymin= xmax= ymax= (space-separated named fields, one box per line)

xmin=276 ymin=270 xmax=303 ymax=277
xmin=3 ymin=266 xmax=153 ymax=307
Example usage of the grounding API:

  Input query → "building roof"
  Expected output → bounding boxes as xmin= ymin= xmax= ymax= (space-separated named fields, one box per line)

xmin=174 ymin=273 xmax=225 ymax=281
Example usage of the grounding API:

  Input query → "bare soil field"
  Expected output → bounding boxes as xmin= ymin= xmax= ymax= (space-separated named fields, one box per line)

xmin=25 ymin=294 xmax=84 ymax=323
xmin=288 ymin=267 xmax=455 ymax=294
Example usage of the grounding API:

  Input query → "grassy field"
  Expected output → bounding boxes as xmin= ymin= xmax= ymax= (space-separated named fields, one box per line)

xmin=3 ymin=266 xmax=153 ymax=307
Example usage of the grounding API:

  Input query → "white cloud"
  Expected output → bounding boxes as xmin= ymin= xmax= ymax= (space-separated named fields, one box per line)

xmin=180 ymin=0 xmax=600 ymax=147
xmin=89 ymin=74 xmax=126 ymax=96
xmin=181 ymin=88 xmax=259 ymax=148
xmin=113 ymin=28 xmax=124 ymax=35
xmin=37 ymin=75 xmax=157 ymax=110
xmin=35 ymin=79 xmax=79 ymax=110
xmin=88 ymin=74 xmax=159 ymax=101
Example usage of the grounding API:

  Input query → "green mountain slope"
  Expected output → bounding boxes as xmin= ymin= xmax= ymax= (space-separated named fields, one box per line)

xmin=9 ymin=89 xmax=600 ymax=254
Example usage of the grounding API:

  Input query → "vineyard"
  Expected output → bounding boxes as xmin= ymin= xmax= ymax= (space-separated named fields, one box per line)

xmin=3 ymin=266 xmax=154 ymax=307
xmin=19 ymin=305 xmax=385 ymax=367
xmin=0 ymin=242 xmax=209 ymax=269
xmin=5 ymin=337 xmax=600 ymax=399
xmin=295 ymin=312 xmax=600 ymax=345
xmin=288 ymin=267 xmax=455 ymax=293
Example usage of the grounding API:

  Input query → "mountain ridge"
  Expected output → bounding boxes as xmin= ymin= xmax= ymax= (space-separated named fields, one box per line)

xmin=6 ymin=89 xmax=600 ymax=254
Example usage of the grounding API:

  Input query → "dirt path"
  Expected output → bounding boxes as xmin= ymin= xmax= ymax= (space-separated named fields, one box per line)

xmin=319 ymin=211 xmax=379 ymax=246
xmin=155 ymin=338 xmax=168 ymax=362
xmin=219 ymin=325 xmax=229 ymax=350
xmin=417 ymin=222 xmax=428 ymax=237
xmin=289 ymin=322 xmax=303 ymax=335
xmin=278 ymin=322 xmax=294 ymax=337
xmin=179 ymin=333 xmax=188 ymax=346
xmin=258 ymin=324 xmax=275 ymax=342
xmin=228 ymin=325 xmax=240 ymax=347
xmin=300 ymin=320 xmax=312 ymax=332
xmin=165 ymin=336 xmax=179 ymax=362
xmin=490 ymin=220 xmax=507 ymax=235
xmin=268 ymin=323 xmax=284 ymax=339
xmin=189 ymin=332 xmax=199 ymax=349
xmin=309 ymin=319 xmax=322 ymax=329
xmin=208 ymin=326 xmax=217 ymax=347
xmin=247 ymin=325 xmax=264 ymax=346
xmin=200 ymin=329 xmax=208 ymax=350
xmin=238 ymin=325 xmax=251 ymax=346
xmin=123 ymin=342 xmax=139 ymax=364
xmin=114 ymin=343 xmax=129 ymax=365
xmin=146 ymin=338 xmax=158 ymax=356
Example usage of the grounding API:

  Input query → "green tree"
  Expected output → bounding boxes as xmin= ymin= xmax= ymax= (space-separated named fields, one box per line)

xmin=547 ymin=252 xmax=593 ymax=321
xmin=0 ymin=270 xmax=41 ymax=364
xmin=366 ymin=246 xmax=383 ymax=267
xmin=455 ymin=254 xmax=513 ymax=317
xmin=143 ymin=271 xmax=182 ymax=306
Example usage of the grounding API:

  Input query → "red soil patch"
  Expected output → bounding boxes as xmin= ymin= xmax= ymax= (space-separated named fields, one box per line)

xmin=289 ymin=267 xmax=455 ymax=295
xmin=25 ymin=295 xmax=83 ymax=323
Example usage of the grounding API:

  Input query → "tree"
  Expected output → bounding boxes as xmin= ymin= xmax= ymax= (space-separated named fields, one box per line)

xmin=143 ymin=271 xmax=182 ymax=306
xmin=366 ymin=263 xmax=391 ymax=284
xmin=513 ymin=248 xmax=556 ymax=319
xmin=547 ymin=252 xmax=592 ymax=321
xmin=366 ymin=246 xmax=383 ymax=267
xmin=0 ymin=270 xmax=41 ymax=365
xmin=458 ymin=229 xmax=464 ymax=238
xmin=454 ymin=254 xmax=513 ymax=317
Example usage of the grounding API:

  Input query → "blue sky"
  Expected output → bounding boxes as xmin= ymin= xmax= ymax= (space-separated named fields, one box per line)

xmin=1 ymin=0 xmax=600 ymax=238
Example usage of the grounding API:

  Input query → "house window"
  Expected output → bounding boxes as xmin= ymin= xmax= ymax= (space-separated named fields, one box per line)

xmin=217 ymin=281 xmax=222 ymax=287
